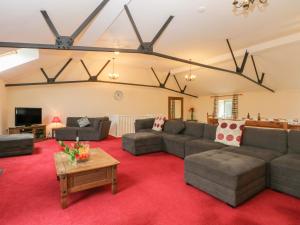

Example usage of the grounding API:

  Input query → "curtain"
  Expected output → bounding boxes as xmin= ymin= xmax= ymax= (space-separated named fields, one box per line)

xmin=212 ymin=96 xmax=218 ymax=118
xmin=232 ymin=94 xmax=239 ymax=120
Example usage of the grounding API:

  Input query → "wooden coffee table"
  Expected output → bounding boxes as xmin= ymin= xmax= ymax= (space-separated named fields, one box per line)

xmin=54 ymin=148 xmax=120 ymax=208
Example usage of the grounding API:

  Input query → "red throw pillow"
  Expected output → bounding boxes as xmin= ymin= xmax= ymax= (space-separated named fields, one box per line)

xmin=215 ymin=119 xmax=245 ymax=147
xmin=152 ymin=116 xmax=167 ymax=131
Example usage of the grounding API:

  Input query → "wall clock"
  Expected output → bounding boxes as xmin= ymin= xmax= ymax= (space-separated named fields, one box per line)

xmin=114 ymin=90 xmax=124 ymax=101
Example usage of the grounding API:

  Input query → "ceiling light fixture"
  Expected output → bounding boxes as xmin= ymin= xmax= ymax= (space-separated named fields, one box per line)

xmin=108 ymin=57 xmax=119 ymax=80
xmin=232 ymin=0 xmax=268 ymax=11
xmin=185 ymin=59 xmax=196 ymax=82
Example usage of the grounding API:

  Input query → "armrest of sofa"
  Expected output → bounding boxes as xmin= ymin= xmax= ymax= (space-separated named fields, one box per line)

xmin=135 ymin=118 xmax=155 ymax=132
xmin=98 ymin=120 xmax=112 ymax=140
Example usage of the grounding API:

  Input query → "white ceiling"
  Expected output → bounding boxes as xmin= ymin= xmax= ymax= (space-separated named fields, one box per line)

xmin=0 ymin=0 xmax=300 ymax=96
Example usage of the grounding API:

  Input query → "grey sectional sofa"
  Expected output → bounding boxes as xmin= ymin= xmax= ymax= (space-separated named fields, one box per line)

xmin=55 ymin=117 xmax=111 ymax=141
xmin=122 ymin=118 xmax=300 ymax=206
xmin=123 ymin=119 xmax=221 ymax=158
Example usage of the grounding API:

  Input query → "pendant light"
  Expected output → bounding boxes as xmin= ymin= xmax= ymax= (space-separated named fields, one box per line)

xmin=108 ymin=57 xmax=119 ymax=80
xmin=185 ymin=59 xmax=196 ymax=81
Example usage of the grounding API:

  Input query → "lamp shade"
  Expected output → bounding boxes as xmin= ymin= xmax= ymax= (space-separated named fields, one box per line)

xmin=51 ymin=116 xmax=61 ymax=123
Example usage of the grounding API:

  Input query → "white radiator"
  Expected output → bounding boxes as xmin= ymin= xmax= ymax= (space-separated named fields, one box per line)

xmin=109 ymin=114 xmax=156 ymax=137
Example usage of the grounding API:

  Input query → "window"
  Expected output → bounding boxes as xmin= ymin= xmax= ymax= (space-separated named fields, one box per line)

xmin=0 ymin=49 xmax=39 ymax=73
xmin=218 ymin=99 xmax=233 ymax=119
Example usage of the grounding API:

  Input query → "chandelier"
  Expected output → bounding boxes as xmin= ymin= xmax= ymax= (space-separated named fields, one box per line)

xmin=185 ymin=59 xmax=196 ymax=82
xmin=233 ymin=0 xmax=268 ymax=10
xmin=108 ymin=57 xmax=119 ymax=80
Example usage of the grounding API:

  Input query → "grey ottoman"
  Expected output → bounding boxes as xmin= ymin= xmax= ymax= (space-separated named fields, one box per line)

xmin=122 ymin=132 xmax=162 ymax=156
xmin=0 ymin=134 xmax=34 ymax=157
xmin=270 ymin=154 xmax=300 ymax=198
xmin=184 ymin=149 xmax=266 ymax=207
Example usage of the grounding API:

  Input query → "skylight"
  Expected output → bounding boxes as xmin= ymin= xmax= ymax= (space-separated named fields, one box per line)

xmin=0 ymin=49 xmax=39 ymax=73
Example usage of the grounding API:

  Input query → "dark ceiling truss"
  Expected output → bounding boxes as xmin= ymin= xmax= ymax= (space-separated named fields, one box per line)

xmin=40 ymin=58 xmax=73 ymax=83
xmin=226 ymin=39 xmax=269 ymax=89
xmin=226 ymin=39 xmax=249 ymax=74
xmin=151 ymin=67 xmax=187 ymax=94
xmin=251 ymin=55 xmax=265 ymax=84
xmin=5 ymin=57 xmax=198 ymax=98
xmin=80 ymin=59 xmax=111 ymax=81
xmin=1 ymin=0 xmax=274 ymax=93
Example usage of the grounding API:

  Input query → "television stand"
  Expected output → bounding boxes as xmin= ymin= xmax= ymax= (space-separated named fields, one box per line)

xmin=8 ymin=125 xmax=47 ymax=142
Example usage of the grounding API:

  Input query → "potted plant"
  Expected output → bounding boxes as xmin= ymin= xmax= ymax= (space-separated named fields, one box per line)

xmin=189 ymin=107 xmax=195 ymax=121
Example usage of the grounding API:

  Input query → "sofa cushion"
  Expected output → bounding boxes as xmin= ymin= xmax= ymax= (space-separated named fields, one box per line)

xmin=135 ymin=118 xmax=155 ymax=132
xmin=66 ymin=117 xmax=80 ymax=127
xmin=203 ymin=124 xmax=218 ymax=140
xmin=123 ymin=132 xmax=162 ymax=147
xmin=222 ymin=146 xmax=283 ymax=162
xmin=270 ymin=154 xmax=300 ymax=198
xmin=288 ymin=130 xmax=300 ymax=154
xmin=55 ymin=127 xmax=79 ymax=141
xmin=162 ymin=133 xmax=196 ymax=158
xmin=242 ymin=127 xmax=287 ymax=153
xmin=77 ymin=117 xmax=90 ymax=127
xmin=163 ymin=120 xmax=185 ymax=134
xmin=215 ymin=120 xmax=245 ymax=147
xmin=185 ymin=139 xmax=226 ymax=156
xmin=183 ymin=122 xmax=205 ymax=138
xmin=185 ymin=149 xmax=266 ymax=189
xmin=77 ymin=127 xmax=100 ymax=140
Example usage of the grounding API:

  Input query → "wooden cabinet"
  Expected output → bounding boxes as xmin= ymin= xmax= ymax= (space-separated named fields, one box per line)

xmin=8 ymin=125 xmax=46 ymax=142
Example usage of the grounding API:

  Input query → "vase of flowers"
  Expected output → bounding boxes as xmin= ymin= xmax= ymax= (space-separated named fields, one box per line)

xmin=59 ymin=141 xmax=90 ymax=163
xmin=189 ymin=107 xmax=195 ymax=121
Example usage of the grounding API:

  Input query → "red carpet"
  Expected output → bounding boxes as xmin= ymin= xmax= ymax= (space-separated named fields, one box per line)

xmin=1 ymin=137 xmax=300 ymax=225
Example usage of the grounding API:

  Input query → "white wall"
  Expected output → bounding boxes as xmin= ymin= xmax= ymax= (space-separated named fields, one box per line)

xmin=0 ymin=79 xmax=7 ymax=134
xmin=189 ymin=90 xmax=300 ymax=122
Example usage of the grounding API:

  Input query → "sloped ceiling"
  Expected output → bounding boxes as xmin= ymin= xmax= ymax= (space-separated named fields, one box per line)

xmin=0 ymin=0 xmax=300 ymax=96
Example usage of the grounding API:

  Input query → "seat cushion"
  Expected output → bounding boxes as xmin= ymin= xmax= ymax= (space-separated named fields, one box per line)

xmin=222 ymin=146 xmax=283 ymax=162
xmin=270 ymin=154 xmax=300 ymax=198
xmin=185 ymin=149 xmax=266 ymax=189
xmin=242 ymin=127 xmax=287 ymax=154
xmin=77 ymin=127 xmax=100 ymax=140
xmin=55 ymin=127 xmax=79 ymax=140
xmin=163 ymin=120 xmax=185 ymax=134
xmin=0 ymin=134 xmax=34 ymax=141
xmin=123 ymin=132 xmax=161 ymax=147
xmin=162 ymin=133 xmax=196 ymax=158
xmin=122 ymin=132 xmax=162 ymax=156
xmin=183 ymin=122 xmax=205 ymax=138
xmin=185 ymin=139 xmax=226 ymax=156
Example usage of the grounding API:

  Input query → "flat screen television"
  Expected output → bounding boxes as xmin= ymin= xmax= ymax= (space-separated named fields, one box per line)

xmin=15 ymin=107 xmax=42 ymax=126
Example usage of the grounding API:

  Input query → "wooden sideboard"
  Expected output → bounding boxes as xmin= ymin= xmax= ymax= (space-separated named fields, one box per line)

xmin=8 ymin=125 xmax=47 ymax=142
xmin=206 ymin=116 xmax=294 ymax=130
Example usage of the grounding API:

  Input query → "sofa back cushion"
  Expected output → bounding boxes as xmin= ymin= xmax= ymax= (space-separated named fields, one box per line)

xmin=67 ymin=117 xmax=108 ymax=128
xmin=66 ymin=117 xmax=80 ymax=127
xmin=135 ymin=118 xmax=155 ymax=131
xmin=163 ymin=120 xmax=185 ymax=134
xmin=288 ymin=130 xmax=300 ymax=154
xmin=242 ymin=127 xmax=287 ymax=153
xmin=183 ymin=122 xmax=205 ymax=138
xmin=203 ymin=124 xmax=218 ymax=140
